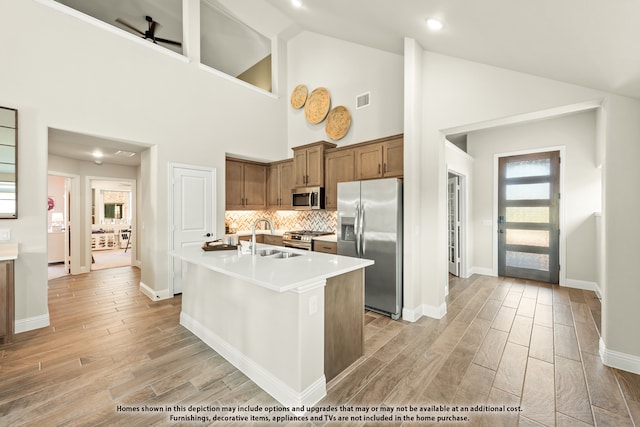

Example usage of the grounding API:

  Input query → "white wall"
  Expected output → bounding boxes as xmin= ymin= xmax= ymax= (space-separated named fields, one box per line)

xmin=287 ymin=32 xmax=404 ymax=150
xmin=1 ymin=1 xmax=286 ymax=326
xmin=467 ymin=111 xmax=601 ymax=285
xmin=600 ymin=95 xmax=640 ymax=371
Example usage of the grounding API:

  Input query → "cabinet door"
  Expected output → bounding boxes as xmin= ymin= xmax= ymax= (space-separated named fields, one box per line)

xmin=279 ymin=161 xmax=295 ymax=210
xmin=267 ymin=163 xmax=280 ymax=209
xmin=383 ymin=139 xmax=404 ymax=177
xmin=293 ymin=150 xmax=308 ymax=187
xmin=225 ymin=160 xmax=245 ymax=210
xmin=305 ymin=146 xmax=324 ymax=186
xmin=0 ymin=260 xmax=13 ymax=344
xmin=355 ymin=144 xmax=383 ymax=180
xmin=325 ymin=150 xmax=355 ymax=210
xmin=243 ymin=163 xmax=267 ymax=209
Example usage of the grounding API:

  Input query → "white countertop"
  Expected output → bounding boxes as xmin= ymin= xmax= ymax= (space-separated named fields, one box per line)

xmin=0 ymin=243 xmax=18 ymax=261
xmin=171 ymin=243 xmax=373 ymax=293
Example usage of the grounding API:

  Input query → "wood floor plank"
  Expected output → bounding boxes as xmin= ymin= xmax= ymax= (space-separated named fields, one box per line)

xmin=474 ymin=328 xmax=508 ymax=371
xmin=555 ymin=355 xmax=593 ymax=424
xmin=521 ymin=357 xmax=556 ymax=426
xmin=493 ymin=342 xmax=528 ymax=397
xmin=554 ymin=323 xmax=581 ymax=361
xmin=529 ymin=324 xmax=554 ymax=363
xmin=508 ymin=315 xmax=533 ymax=347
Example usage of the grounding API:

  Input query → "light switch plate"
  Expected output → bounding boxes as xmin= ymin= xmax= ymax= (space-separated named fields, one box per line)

xmin=0 ymin=229 xmax=10 ymax=241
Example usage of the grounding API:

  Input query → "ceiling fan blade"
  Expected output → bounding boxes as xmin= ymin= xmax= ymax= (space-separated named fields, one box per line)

xmin=154 ymin=37 xmax=182 ymax=47
xmin=149 ymin=21 xmax=157 ymax=36
xmin=115 ymin=18 xmax=145 ymax=36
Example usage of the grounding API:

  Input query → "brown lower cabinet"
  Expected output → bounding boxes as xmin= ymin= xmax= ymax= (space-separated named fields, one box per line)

xmin=0 ymin=260 xmax=15 ymax=345
xmin=263 ymin=234 xmax=283 ymax=246
xmin=324 ymin=268 xmax=364 ymax=381
xmin=313 ymin=240 xmax=337 ymax=254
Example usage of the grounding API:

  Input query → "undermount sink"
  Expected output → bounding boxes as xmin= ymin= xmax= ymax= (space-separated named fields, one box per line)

xmin=273 ymin=252 xmax=302 ymax=259
xmin=257 ymin=249 xmax=301 ymax=259
xmin=259 ymin=249 xmax=281 ymax=257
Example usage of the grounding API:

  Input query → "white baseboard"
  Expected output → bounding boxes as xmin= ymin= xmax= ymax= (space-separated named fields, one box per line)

xmin=600 ymin=338 xmax=640 ymax=375
xmin=139 ymin=281 xmax=172 ymax=301
xmin=469 ymin=266 xmax=496 ymax=276
xmin=180 ymin=311 xmax=326 ymax=410
xmin=15 ymin=313 xmax=50 ymax=333
xmin=564 ymin=278 xmax=602 ymax=299
xmin=402 ymin=301 xmax=447 ymax=322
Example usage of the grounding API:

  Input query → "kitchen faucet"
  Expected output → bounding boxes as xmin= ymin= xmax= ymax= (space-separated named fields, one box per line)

xmin=251 ymin=218 xmax=275 ymax=255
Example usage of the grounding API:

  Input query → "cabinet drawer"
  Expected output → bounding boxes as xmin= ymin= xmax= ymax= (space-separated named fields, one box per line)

xmin=313 ymin=241 xmax=337 ymax=254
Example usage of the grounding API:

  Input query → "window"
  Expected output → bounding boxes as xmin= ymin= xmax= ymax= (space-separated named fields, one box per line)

xmin=200 ymin=0 xmax=272 ymax=92
xmin=104 ymin=203 xmax=124 ymax=220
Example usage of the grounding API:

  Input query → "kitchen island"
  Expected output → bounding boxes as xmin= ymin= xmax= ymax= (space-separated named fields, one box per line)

xmin=171 ymin=243 xmax=374 ymax=409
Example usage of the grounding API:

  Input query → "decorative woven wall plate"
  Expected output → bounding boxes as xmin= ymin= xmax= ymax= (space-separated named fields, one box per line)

xmin=325 ymin=106 xmax=351 ymax=140
xmin=290 ymin=84 xmax=308 ymax=109
xmin=304 ymin=87 xmax=331 ymax=124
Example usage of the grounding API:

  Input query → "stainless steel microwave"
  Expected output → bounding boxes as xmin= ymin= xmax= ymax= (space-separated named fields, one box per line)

xmin=292 ymin=187 xmax=325 ymax=210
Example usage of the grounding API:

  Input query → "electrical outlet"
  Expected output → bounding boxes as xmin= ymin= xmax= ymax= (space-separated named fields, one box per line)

xmin=308 ymin=296 xmax=318 ymax=315
xmin=0 ymin=229 xmax=10 ymax=241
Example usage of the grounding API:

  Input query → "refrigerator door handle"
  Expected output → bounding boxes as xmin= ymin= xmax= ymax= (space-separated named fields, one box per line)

xmin=360 ymin=205 xmax=366 ymax=255
xmin=354 ymin=204 xmax=361 ymax=256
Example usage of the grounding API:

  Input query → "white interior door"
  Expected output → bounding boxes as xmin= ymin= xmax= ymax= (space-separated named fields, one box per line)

xmin=170 ymin=164 xmax=216 ymax=294
xmin=448 ymin=175 xmax=460 ymax=276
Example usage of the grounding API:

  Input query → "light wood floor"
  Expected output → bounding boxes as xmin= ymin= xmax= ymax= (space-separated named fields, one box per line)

xmin=1 ymin=268 xmax=639 ymax=426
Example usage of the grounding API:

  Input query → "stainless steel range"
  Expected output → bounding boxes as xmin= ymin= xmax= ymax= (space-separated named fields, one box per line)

xmin=282 ymin=230 xmax=333 ymax=250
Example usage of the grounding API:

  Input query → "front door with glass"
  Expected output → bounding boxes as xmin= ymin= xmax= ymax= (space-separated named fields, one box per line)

xmin=498 ymin=151 xmax=560 ymax=283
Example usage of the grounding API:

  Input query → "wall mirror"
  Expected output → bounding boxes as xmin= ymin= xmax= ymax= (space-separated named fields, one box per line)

xmin=0 ymin=107 xmax=17 ymax=219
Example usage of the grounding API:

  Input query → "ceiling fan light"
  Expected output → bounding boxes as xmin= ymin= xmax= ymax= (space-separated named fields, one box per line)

xmin=92 ymin=150 xmax=103 ymax=159
xmin=426 ymin=18 xmax=444 ymax=31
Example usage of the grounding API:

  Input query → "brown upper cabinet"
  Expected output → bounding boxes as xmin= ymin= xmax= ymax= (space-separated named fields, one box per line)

xmin=267 ymin=159 xmax=294 ymax=210
xmin=292 ymin=141 xmax=337 ymax=188
xmin=324 ymin=149 xmax=355 ymax=210
xmin=225 ymin=158 xmax=267 ymax=210
xmin=354 ymin=135 xmax=403 ymax=180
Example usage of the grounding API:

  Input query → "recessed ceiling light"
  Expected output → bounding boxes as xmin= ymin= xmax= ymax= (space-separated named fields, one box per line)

xmin=426 ymin=18 xmax=444 ymax=31
xmin=292 ymin=0 xmax=302 ymax=8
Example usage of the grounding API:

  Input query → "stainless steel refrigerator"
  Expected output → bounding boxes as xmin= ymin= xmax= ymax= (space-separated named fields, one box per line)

xmin=337 ymin=178 xmax=403 ymax=319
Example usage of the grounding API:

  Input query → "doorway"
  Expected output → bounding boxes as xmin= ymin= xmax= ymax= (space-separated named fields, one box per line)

xmin=90 ymin=179 xmax=135 ymax=271
xmin=47 ymin=174 xmax=70 ymax=280
xmin=497 ymin=150 xmax=560 ymax=283
xmin=447 ymin=172 xmax=461 ymax=277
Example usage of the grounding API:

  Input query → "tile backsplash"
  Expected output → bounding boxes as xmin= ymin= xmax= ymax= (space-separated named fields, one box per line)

xmin=225 ymin=210 xmax=337 ymax=233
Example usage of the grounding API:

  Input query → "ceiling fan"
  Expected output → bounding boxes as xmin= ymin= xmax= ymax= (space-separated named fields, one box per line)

xmin=115 ymin=15 xmax=182 ymax=47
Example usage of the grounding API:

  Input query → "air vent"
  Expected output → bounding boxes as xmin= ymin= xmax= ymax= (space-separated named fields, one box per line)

xmin=114 ymin=150 xmax=136 ymax=158
xmin=356 ymin=91 xmax=370 ymax=109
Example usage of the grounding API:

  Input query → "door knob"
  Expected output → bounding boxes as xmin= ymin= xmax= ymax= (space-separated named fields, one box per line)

xmin=204 ymin=232 xmax=212 ymax=237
